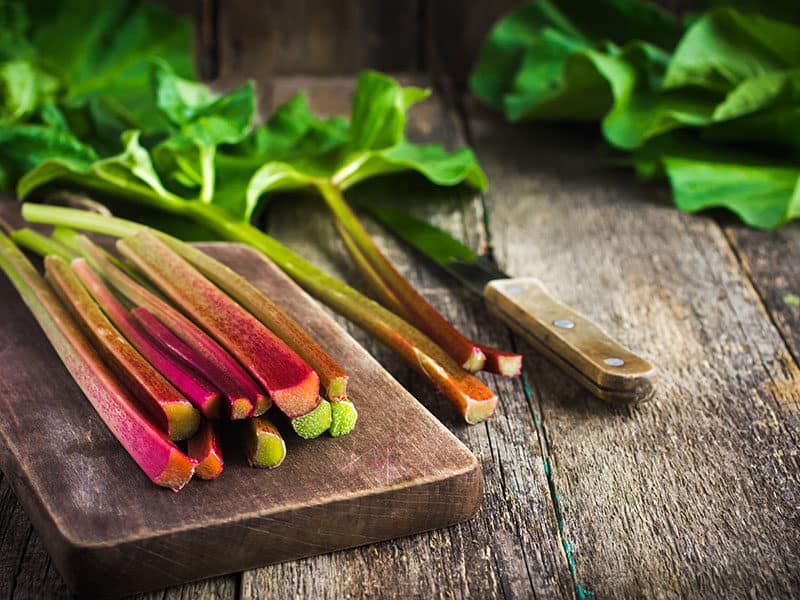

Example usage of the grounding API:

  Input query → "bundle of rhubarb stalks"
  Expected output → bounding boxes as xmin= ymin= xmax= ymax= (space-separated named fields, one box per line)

xmin=0 ymin=223 xmax=356 ymax=491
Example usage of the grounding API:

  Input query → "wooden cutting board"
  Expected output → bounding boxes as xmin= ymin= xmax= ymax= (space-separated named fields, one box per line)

xmin=0 ymin=242 xmax=482 ymax=598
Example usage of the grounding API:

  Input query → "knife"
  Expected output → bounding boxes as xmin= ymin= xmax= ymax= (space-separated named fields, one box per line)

xmin=366 ymin=205 xmax=656 ymax=404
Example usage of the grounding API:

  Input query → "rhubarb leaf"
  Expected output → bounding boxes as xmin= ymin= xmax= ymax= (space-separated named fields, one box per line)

xmin=151 ymin=62 xmax=256 ymax=203
xmin=471 ymin=1 xmax=800 ymax=228
xmin=18 ymin=130 xmax=183 ymax=208
xmin=24 ymin=0 xmax=195 ymax=133
xmin=245 ymin=70 xmax=487 ymax=220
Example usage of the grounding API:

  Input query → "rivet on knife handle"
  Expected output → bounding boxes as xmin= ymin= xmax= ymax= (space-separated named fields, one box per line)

xmin=484 ymin=278 xmax=656 ymax=404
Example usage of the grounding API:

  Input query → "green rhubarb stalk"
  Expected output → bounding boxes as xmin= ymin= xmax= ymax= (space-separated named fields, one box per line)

xmin=45 ymin=256 xmax=201 ymax=441
xmin=329 ymin=399 xmax=358 ymax=437
xmin=10 ymin=228 xmax=77 ymax=261
xmin=0 ymin=233 xmax=195 ymax=491
xmin=244 ymin=416 xmax=286 ymax=468
xmin=159 ymin=236 xmax=350 ymax=401
xmin=291 ymin=398 xmax=332 ymax=439
xmin=23 ymin=204 xmax=499 ymax=424
xmin=118 ymin=230 xmax=321 ymax=419
xmin=74 ymin=233 xmax=264 ymax=419
xmin=334 ymin=217 xmax=413 ymax=322
xmin=317 ymin=181 xmax=486 ymax=372
xmin=52 ymin=226 xmax=153 ymax=289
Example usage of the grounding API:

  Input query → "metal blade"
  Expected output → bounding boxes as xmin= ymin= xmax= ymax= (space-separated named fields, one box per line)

xmin=365 ymin=205 xmax=509 ymax=296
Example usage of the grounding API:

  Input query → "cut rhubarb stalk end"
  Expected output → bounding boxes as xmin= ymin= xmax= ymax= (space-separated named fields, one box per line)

xmin=0 ymin=233 xmax=194 ymax=491
xmin=291 ymin=398 xmax=332 ymax=439
xmin=11 ymin=228 xmax=77 ymax=261
xmin=244 ymin=416 xmax=286 ymax=468
xmin=329 ymin=399 xmax=358 ymax=437
xmin=75 ymin=236 xmax=259 ymax=419
xmin=479 ymin=343 xmax=523 ymax=377
xmin=187 ymin=420 xmax=224 ymax=480
xmin=45 ymin=256 xmax=201 ymax=441
xmin=317 ymin=182 xmax=487 ymax=372
xmin=161 ymin=236 xmax=349 ymax=402
xmin=155 ymin=448 xmax=200 ymax=490
xmin=118 ymin=231 xmax=320 ymax=418
xmin=72 ymin=258 xmax=222 ymax=420
xmin=252 ymin=394 xmax=273 ymax=417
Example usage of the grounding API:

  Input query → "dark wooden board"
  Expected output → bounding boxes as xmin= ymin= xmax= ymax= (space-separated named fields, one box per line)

xmin=0 ymin=243 xmax=482 ymax=598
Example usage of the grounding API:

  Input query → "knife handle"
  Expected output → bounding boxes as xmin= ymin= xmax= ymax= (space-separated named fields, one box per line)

xmin=484 ymin=277 xmax=656 ymax=404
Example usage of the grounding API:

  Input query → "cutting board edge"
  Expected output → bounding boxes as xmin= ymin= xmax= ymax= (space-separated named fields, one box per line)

xmin=42 ymin=455 xmax=484 ymax=597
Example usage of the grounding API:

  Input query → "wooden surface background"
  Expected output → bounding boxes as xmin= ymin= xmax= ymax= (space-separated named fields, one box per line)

xmin=2 ymin=1 xmax=799 ymax=598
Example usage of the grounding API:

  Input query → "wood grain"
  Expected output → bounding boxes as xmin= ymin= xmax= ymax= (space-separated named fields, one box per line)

xmin=0 ymin=241 xmax=481 ymax=598
xmin=214 ymin=0 xmax=422 ymax=116
xmin=240 ymin=76 xmax=575 ymax=599
xmin=725 ymin=224 xmax=800 ymax=413
xmin=467 ymin=112 xmax=800 ymax=598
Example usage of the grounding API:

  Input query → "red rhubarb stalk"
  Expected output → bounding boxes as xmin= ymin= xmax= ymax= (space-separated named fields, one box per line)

xmin=334 ymin=208 xmax=522 ymax=377
xmin=75 ymin=235 xmax=263 ymax=419
xmin=318 ymin=181 xmax=486 ymax=372
xmin=118 ymin=231 xmax=321 ymax=419
xmin=0 ymin=234 xmax=194 ymax=490
xmin=45 ymin=256 xmax=201 ymax=441
xmin=72 ymin=258 xmax=222 ymax=419
xmin=161 ymin=236 xmax=349 ymax=401
xmin=187 ymin=420 xmax=224 ymax=480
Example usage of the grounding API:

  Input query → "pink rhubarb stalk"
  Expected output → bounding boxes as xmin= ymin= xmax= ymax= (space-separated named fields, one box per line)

xmin=45 ymin=256 xmax=201 ymax=441
xmin=187 ymin=420 xmax=224 ymax=480
xmin=72 ymin=258 xmax=222 ymax=419
xmin=0 ymin=234 xmax=194 ymax=490
xmin=162 ymin=237 xmax=349 ymax=401
xmin=76 ymin=235 xmax=263 ymax=419
xmin=118 ymin=231 xmax=320 ymax=419
xmin=318 ymin=182 xmax=486 ymax=372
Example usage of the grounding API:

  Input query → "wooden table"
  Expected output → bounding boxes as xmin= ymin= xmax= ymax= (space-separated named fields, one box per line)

xmin=2 ymin=66 xmax=799 ymax=600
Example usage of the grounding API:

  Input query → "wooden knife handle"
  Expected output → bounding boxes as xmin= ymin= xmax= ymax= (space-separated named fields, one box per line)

xmin=484 ymin=277 xmax=656 ymax=404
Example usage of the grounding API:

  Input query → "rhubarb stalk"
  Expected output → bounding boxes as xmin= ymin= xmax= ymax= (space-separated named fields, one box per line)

xmin=75 ymin=234 xmax=263 ymax=419
xmin=291 ymin=398 xmax=332 ymax=439
xmin=45 ymin=256 xmax=201 ymax=441
xmin=72 ymin=258 xmax=222 ymax=419
xmin=187 ymin=420 xmax=224 ymax=480
xmin=244 ymin=416 xmax=286 ymax=468
xmin=23 ymin=205 xmax=499 ymax=423
xmin=160 ymin=236 xmax=349 ymax=401
xmin=0 ymin=233 xmax=194 ymax=490
xmin=11 ymin=228 xmax=77 ymax=262
xmin=318 ymin=181 xmax=486 ymax=372
xmin=118 ymin=230 xmax=321 ymax=419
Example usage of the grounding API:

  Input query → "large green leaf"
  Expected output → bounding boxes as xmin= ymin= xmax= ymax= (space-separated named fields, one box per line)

xmin=25 ymin=0 xmax=195 ymax=133
xmin=471 ymin=1 xmax=800 ymax=228
xmin=18 ymin=131 xmax=183 ymax=210
xmin=245 ymin=71 xmax=487 ymax=218
xmin=664 ymin=157 xmax=800 ymax=229
xmin=151 ymin=62 xmax=256 ymax=203
xmin=663 ymin=9 xmax=800 ymax=92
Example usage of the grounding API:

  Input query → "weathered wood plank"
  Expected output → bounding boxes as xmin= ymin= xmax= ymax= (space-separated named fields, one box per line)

xmin=215 ymin=0 xmax=422 ymax=115
xmin=467 ymin=111 xmax=800 ymax=598
xmin=241 ymin=76 xmax=574 ymax=599
xmin=427 ymin=0 xmax=518 ymax=89
xmin=725 ymin=224 xmax=800 ymax=409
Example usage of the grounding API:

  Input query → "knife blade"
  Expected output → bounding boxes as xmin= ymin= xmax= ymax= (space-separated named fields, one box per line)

xmin=366 ymin=205 xmax=656 ymax=404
